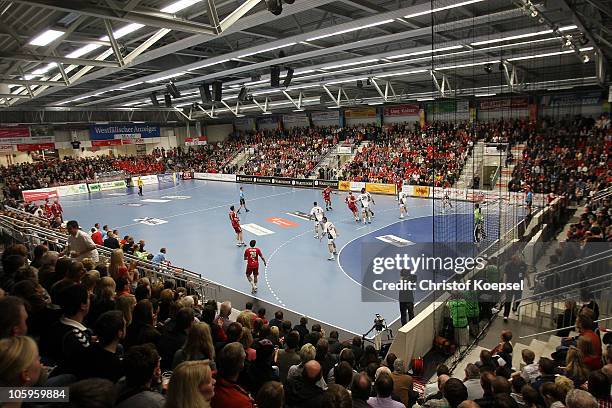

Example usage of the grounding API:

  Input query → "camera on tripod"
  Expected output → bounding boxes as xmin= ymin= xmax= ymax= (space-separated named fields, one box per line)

xmin=374 ymin=314 xmax=386 ymax=332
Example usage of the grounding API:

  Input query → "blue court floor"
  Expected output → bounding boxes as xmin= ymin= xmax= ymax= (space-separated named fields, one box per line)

xmin=62 ymin=179 xmax=501 ymax=336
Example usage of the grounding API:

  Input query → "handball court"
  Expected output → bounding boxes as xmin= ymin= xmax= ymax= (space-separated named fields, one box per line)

xmin=61 ymin=179 xmax=501 ymax=336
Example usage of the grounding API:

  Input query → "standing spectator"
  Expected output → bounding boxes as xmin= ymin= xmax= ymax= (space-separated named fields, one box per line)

xmin=109 ymin=249 xmax=137 ymax=283
xmin=503 ymin=255 xmax=527 ymax=321
xmin=115 ymin=344 xmax=165 ymax=408
xmin=399 ymin=269 xmax=415 ymax=325
xmin=211 ymin=342 xmax=255 ymax=408
xmin=66 ymin=220 xmax=99 ymax=262
xmin=165 ymin=360 xmax=215 ymax=408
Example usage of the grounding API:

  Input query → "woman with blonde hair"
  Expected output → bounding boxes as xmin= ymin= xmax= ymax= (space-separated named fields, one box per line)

xmin=172 ymin=322 xmax=216 ymax=370
xmin=240 ymin=326 xmax=257 ymax=362
xmin=0 ymin=336 xmax=43 ymax=387
xmin=115 ymin=294 xmax=136 ymax=325
xmin=165 ymin=360 xmax=215 ymax=408
xmin=109 ymin=249 xmax=138 ymax=283
xmin=563 ymin=347 xmax=588 ymax=387
xmin=87 ymin=276 xmax=116 ymax=326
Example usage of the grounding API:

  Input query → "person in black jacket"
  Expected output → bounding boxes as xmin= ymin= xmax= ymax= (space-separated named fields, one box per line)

xmin=240 ymin=339 xmax=280 ymax=396
xmin=79 ymin=310 xmax=125 ymax=382
xmin=124 ymin=300 xmax=161 ymax=350
xmin=293 ymin=316 xmax=309 ymax=346
xmin=285 ymin=360 xmax=325 ymax=408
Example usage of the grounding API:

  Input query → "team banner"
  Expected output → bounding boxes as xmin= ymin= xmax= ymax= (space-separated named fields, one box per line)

xmin=384 ymin=104 xmax=420 ymax=117
xmin=254 ymin=176 xmax=274 ymax=184
xmin=181 ymin=172 xmax=193 ymax=180
xmin=344 ymin=107 xmax=376 ymax=118
xmin=292 ymin=179 xmax=315 ymax=187
xmin=478 ymin=97 xmax=529 ymax=111
xmin=366 ymin=183 xmax=397 ymax=195
xmin=89 ymin=123 xmax=160 ymax=140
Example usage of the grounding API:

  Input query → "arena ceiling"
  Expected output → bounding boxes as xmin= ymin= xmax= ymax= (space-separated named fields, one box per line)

xmin=0 ymin=0 xmax=610 ymax=122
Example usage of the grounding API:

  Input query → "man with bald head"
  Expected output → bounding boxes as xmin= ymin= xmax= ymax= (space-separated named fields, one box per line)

xmin=458 ymin=401 xmax=481 ymax=408
xmin=285 ymin=360 xmax=325 ymax=407
xmin=422 ymin=374 xmax=450 ymax=406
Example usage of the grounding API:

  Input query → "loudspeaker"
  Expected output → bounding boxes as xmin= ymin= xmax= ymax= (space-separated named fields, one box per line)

xmin=357 ymin=80 xmax=363 ymax=88
xmin=199 ymin=83 xmax=211 ymax=103
xmin=150 ymin=92 xmax=159 ymax=107
xmin=271 ymin=66 xmax=281 ymax=87
xmin=265 ymin=0 xmax=282 ymax=15
xmin=212 ymin=81 xmax=222 ymax=102
xmin=166 ymin=82 xmax=181 ymax=98
xmin=283 ymin=67 xmax=294 ymax=87
xmin=164 ymin=94 xmax=172 ymax=107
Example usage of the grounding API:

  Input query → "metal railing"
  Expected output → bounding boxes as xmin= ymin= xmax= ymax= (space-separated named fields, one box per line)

xmin=518 ymin=316 xmax=612 ymax=339
xmin=0 ymin=210 xmax=220 ymax=300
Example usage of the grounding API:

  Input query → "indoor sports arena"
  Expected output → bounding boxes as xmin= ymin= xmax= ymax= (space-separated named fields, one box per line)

xmin=0 ymin=0 xmax=611 ymax=407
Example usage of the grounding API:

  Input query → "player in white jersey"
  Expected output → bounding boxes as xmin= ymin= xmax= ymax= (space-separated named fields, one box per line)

xmin=358 ymin=188 xmax=372 ymax=224
xmin=322 ymin=216 xmax=338 ymax=260
xmin=309 ymin=201 xmax=325 ymax=239
xmin=398 ymin=191 xmax=408 ymax=219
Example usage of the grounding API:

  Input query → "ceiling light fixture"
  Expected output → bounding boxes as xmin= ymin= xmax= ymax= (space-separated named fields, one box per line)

xmin=471 ymin=25 xmax=577 ymax=46
xmin=404 ymin=0 xmax=484 ymax=19
xmin=29 ymin=29 xmax=65 ymax=46
xmin=237 ymin=42 xmax=297 ymax=59
xmin=320 ymin=59 xmax=380 ymax=70
xmin=187 ymin=59 xmax=230 ymax=71
xmin=387 ymin=45 xmax=463 ymax=59
xmin=146 ymin=72 xmax=186 ymax=83
xmin=306 ymin=19 xmax=394 ymax=42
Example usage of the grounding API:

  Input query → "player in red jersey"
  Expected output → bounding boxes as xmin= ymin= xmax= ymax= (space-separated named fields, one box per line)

xmin=229 ymin=205 xmax=246 ymax=247
xmin=244 ymin=239 xmax=266 ymax=293
xmin=322 ymin=186 xmax=333 ymax=211
xmin=345 ymin=191 xmax=359 ymax=222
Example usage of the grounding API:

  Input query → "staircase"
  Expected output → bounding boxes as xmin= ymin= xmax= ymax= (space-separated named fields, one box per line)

xmin=495 ymin=143 xmax=526 ymax=191
xmin=455 ymin=141 xmax=485 ymax=189
xmin=310 ymin=145 xmax=341 ymax=179
xmin=228 ymin=147 xmax=250 ymax=171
